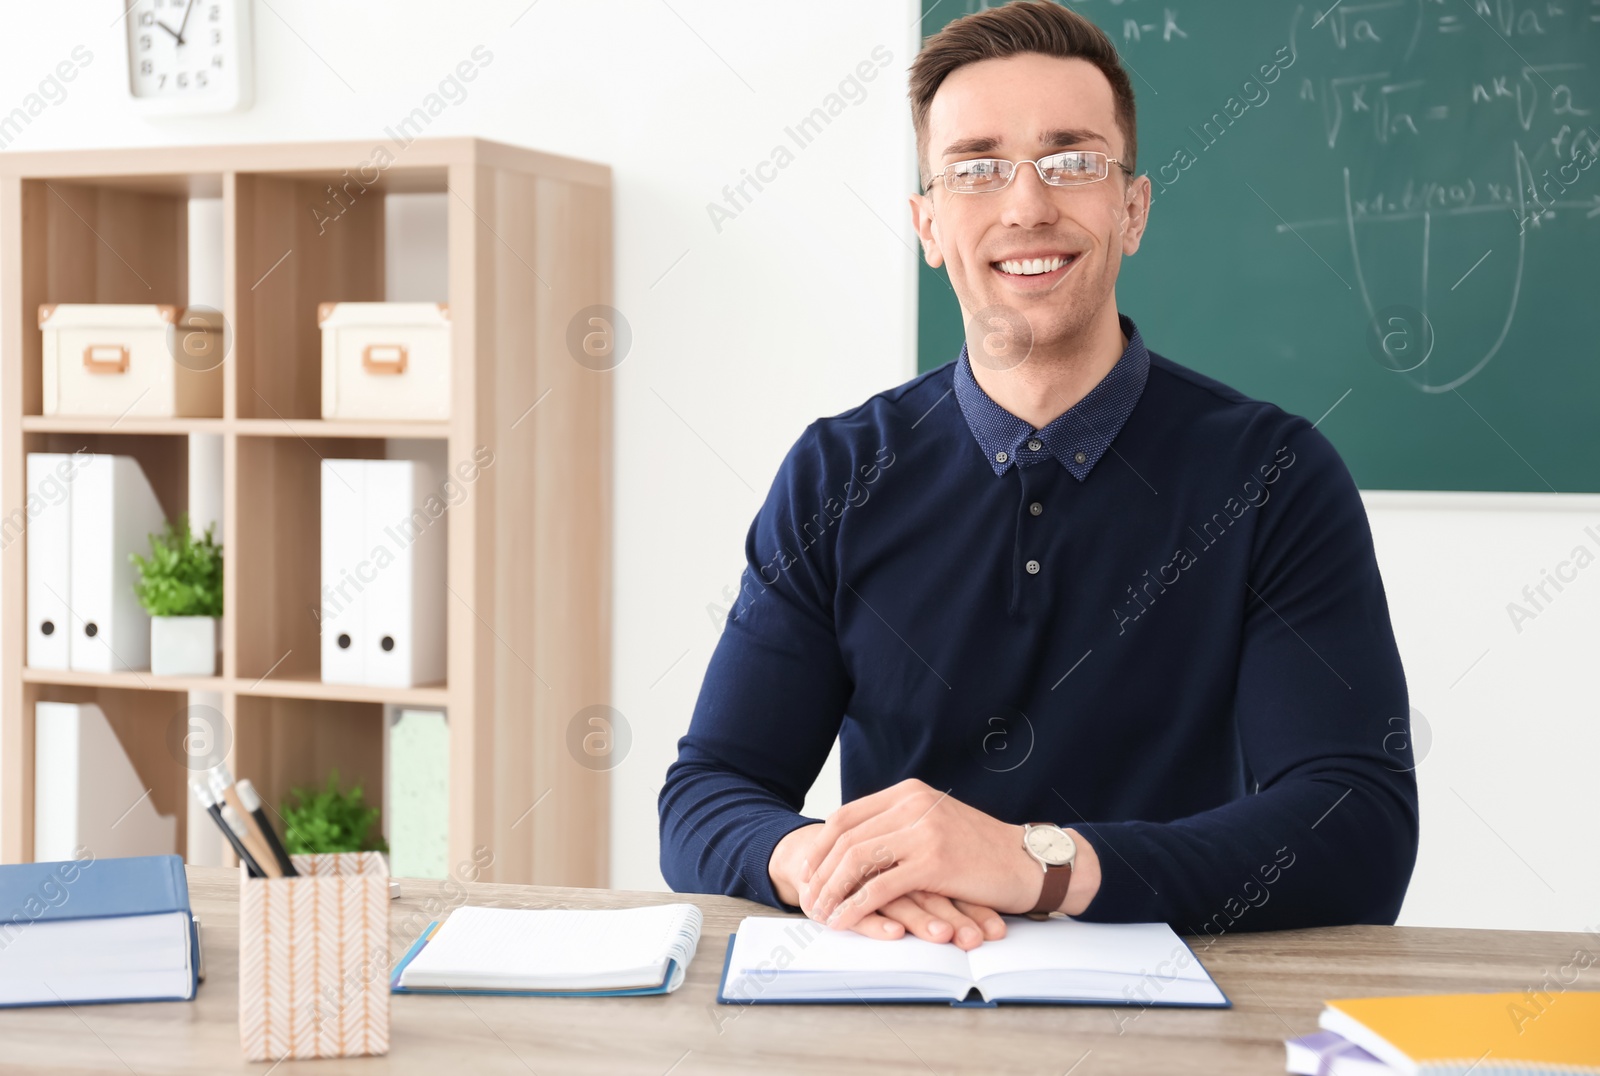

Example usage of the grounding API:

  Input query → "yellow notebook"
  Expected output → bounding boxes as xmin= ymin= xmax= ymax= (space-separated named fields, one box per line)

xmin=1319 ymin=992 xmax=1600 ymax=1075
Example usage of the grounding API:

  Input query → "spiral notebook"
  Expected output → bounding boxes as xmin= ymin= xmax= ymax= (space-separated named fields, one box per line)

xmin=391 ymin=903 xmax=704 ymax=997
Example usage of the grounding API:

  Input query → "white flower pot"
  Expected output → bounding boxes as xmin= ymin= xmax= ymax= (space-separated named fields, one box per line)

xmin=150 ymin=615 xmax=218 ymax=677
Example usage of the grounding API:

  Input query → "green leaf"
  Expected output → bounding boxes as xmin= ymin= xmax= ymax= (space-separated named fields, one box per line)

xmin=130 ymin=513 xmax=224 ymax=618
xmin=279 ymin=769 xmax=388 ymax=855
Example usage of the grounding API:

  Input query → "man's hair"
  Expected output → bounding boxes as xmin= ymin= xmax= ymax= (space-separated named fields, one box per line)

xmin=909 ymin=0 xmax=1138 ymax=190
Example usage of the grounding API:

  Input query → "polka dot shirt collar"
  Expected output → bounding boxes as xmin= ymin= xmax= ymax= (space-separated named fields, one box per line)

xmin=953 ymin=313 xmax=1151 ymax=481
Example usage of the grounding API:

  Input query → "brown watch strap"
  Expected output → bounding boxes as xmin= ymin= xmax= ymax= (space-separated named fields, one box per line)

xmin=1025 ymin=823 xmax=1074 ymax=919
xmin=1028 ymin=862 xmax=1073 ymax=919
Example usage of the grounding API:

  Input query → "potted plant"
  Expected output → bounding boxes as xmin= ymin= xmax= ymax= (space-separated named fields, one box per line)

xmin=130 ymin=512 xmax=223 ymax=676
xmin=280 ymin=770 xmax=389 ymax=855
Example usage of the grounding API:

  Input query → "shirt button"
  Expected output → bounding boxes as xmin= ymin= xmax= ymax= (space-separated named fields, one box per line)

xmin=1027 ymin=438 xmax=1042 ymax=452
xmin=1025 ymin=559 xmax=1041 ymax=575
xmin=1029 ymin=502 xmax=1043 ymax=516
xmin=995 ymin=450 xmax=1008 ymax=464
xmin=1074 ymin=451 xmax=1087 ymax=464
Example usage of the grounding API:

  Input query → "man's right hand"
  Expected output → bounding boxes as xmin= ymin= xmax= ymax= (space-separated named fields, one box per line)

xmin=769 ymin=823 xmax=1007 ymax=951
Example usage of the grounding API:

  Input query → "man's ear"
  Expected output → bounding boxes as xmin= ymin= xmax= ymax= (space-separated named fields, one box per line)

xmin=909 ymin=193 xmax=945 ymax=269
xmin=1119 ymin=174 xmax=1152 ymax=257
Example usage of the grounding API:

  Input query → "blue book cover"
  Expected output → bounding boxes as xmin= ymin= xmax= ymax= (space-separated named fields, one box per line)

xmin=0 ymin=853 xmax=198 ymax=1007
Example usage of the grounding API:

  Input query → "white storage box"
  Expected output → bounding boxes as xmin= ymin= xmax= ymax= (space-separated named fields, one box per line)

xmin=39 ymin=304 xmax=224 ymax=418
xmin=319 ymin=302 xmax=450 ymax=421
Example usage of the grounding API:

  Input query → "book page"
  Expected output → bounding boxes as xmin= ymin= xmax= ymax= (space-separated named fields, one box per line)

xmin=966 ymin=918 xmax=1222 ymax=1001
xmin=0 ymin=911 xmax=190 ymax=976
xmin=724 ymin=916 xmax=973 ymax=999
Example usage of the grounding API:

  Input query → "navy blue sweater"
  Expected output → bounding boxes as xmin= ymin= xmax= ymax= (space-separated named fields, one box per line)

xmin=659 ymin=315 xmax=1418 ymax=934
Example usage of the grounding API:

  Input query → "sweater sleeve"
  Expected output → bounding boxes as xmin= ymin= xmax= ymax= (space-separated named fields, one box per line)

xmin=1071 ymin=420 xmax=1420 ymax=933
xmin=658 ymin=425 xmax=851 ymax=910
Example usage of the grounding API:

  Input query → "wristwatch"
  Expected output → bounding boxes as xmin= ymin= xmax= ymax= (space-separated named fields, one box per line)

xmin=1021 ymin=822 xmax=1076 ymax=920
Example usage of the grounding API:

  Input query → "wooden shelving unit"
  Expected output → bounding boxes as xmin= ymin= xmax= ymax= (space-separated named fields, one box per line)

xmin=0 ymin=138 xmax=613 ymax=886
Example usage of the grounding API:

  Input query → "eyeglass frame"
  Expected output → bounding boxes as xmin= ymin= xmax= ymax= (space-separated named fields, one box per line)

xmin=922 ymin=150 xmax=1135 ymax=195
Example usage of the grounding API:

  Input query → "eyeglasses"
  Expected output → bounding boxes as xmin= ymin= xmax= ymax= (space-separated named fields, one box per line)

xmin=924 ymin=150 xmax=1133 ymax=194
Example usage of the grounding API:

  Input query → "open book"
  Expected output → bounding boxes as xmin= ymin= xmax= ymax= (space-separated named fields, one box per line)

xmin=392 ymin=903 xmax=703 ymax=996
xmin=717 ymin=915 xmax=1228 ymax=1007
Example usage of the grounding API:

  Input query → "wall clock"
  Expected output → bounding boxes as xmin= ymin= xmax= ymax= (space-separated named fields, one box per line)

xmin=124 ymin=0 xmax=254 ymax=114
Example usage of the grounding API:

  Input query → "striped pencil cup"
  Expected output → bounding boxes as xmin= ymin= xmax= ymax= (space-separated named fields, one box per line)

xmin=238 ymin=852 xmax=390 ymax=1061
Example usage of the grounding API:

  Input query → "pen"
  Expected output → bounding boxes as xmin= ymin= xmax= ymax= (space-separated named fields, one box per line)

xmin=208 ymin=766 xmax=283 ymax=879
xmin=189 ymin=778 xmax=264 ymax=877
xmin=221 ymin=801 xmax=278 ymax=878
xmin=219 ymin=802 xmax=270 ymax=877
xmin=237 ymin=778 xmax=298 ymax=877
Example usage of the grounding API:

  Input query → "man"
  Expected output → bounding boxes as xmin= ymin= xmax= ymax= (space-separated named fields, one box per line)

xmin=659 ymin=0 xmax=1417 ymax=951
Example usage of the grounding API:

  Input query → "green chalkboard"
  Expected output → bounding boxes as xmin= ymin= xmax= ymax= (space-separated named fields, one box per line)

xmin=916 ymin=1 xmax=1600 ymax=492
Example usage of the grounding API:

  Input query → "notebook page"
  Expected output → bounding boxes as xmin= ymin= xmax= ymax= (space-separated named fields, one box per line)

xmin=400 ymin=903 xmax=702 ymax=990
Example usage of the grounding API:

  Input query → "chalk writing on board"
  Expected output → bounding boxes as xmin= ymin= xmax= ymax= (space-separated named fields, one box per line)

xmin=1271 ymin=0 xmax=1597 ymax=391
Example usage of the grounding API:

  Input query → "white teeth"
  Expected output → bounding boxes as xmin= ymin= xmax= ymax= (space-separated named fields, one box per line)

xmin=996 ymin=255 xmax=1072 ymax=276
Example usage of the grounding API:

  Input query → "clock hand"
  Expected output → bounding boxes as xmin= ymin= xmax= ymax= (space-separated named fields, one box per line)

xmin=173 ymin=0 xmax=197 ymax=44
xmin=155 ymin=19 xmax=183 ymax=41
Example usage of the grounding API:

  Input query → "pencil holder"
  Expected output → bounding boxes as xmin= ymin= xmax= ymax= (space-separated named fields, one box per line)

xmin=238 ymin=852 xmax=391 ymax=1061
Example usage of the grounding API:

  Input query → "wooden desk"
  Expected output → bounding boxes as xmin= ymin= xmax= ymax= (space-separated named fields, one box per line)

xmin=0 ymin=866 xmax=1588 ymax=1074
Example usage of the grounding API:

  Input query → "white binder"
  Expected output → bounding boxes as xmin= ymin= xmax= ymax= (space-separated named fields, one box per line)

xmin=34 ymin=701 xmax=178 ymax=861
xmin=364 ymin=460 xmax=446 ymax=688
xmin=25 ymin=454 xmax=74 ymax=669
xmin=321 ymin=458 xmax=445 ymax=688
xmin=67 ymin=455 xmax=165 ymax=673
xmin=320 ymin=459 xmax=368 ymax=685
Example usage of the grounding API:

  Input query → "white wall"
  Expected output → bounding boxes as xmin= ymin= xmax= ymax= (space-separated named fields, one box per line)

xmin=1365 ymin=493 xmax=1600 ymax=932
xmin=3 ymin=2 xmax=1590 ymax=934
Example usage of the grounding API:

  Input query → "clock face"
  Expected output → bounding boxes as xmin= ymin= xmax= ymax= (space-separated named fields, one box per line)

xmin=125 ymin=0 xmax=251 ymax=110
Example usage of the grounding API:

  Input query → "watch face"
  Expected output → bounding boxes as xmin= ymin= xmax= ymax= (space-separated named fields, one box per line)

xmin=1026 ymin=825 xmax=1075 ymax=866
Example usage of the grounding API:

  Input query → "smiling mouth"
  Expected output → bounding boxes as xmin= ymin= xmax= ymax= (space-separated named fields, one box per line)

xmin=991 ymin=253 xmax=1079 ymax=279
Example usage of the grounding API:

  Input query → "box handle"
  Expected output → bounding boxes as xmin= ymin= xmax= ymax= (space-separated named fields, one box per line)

xmin=82 ymin=344 xmax=130 ymax=374
xmin=362 ymin=343 xmax=408 ymax=375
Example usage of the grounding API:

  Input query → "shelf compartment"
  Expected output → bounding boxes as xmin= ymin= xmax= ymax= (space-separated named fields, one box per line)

xmin=17 ymin=175 xmax=224 ymax=421
xmin=235 ymin=173 xmax=405 ymax=424
xmin=22 ymin=680 xmax=193 ymax=861
xmin=232 ymin=435 xmax=386 ymax=684
xmin=233 ymin=695 xmax=384 ymax=838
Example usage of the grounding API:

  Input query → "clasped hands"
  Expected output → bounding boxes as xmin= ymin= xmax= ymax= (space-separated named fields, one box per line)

xmin=767 ymin=779 xmax=1100 ymax=951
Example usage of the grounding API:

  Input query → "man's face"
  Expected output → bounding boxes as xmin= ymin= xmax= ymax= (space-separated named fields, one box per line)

xmin=911 ymin=52 xmax=1151 ymax=358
